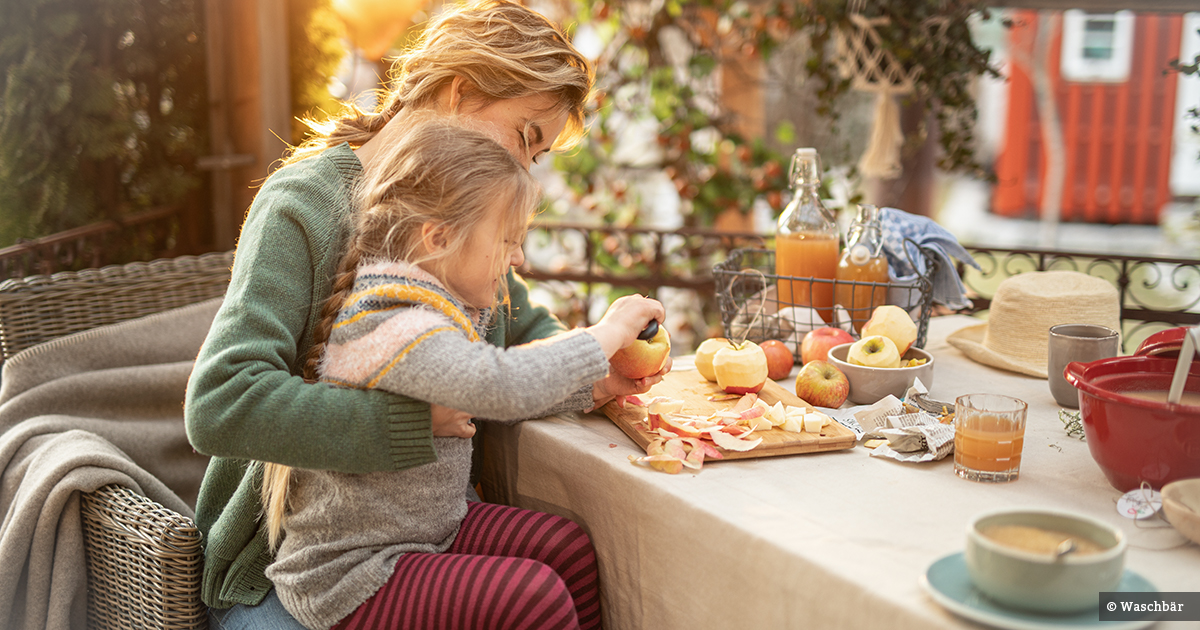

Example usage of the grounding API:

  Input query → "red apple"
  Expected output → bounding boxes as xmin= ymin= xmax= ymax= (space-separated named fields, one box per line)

xmin=611 ymin=324 xmax=671 ymax=379
xmin=793 ymin=360 xmax=849 ymax=408
xmin=760 ymin=339 xmax=794 ymax=380
xmin=712 ymin=340 xmax=768 ymax=394
xmin=800 ymin=326 xmax=855 ymax=364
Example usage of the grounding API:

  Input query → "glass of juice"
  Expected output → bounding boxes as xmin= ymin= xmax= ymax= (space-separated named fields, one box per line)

xmin=954 ymin=394 xmax=1028 ymax=483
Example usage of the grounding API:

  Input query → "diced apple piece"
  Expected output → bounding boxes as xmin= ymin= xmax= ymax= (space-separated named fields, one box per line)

xmin=780 ymin=414 xmax=805 ymax=433
xmin=802 ymin=413 xmax=824 ymax=433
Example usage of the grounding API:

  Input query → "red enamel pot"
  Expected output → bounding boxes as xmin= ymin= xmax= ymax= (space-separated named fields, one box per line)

xmin=1133 ymin=327 xmax=1190 ymax=359
xmin=1064 ymin=356 xmax=1200 ymax=492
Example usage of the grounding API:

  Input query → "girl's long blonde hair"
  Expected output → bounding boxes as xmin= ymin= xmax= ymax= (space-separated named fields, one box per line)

xmin=262 ymin=117 xmax=541 ymax=549
xmin=285 ymin=0 xmax=593 ymax=166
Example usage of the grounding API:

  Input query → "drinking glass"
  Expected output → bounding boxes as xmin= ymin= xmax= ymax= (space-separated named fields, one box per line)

xmin=954 ymin=394 xmax=1028 ymax=483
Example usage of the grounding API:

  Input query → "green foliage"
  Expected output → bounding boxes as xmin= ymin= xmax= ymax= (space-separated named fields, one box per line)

xmin=800 ymin=0 xmax=1002 ymax=179
xmin=1169 ymin=31 xmax=1200 ymax=139
xmin=288 ymin=0 xmax=347 ymax=144
xmin=0 ymin=0 xmax=208 ymax=245
xmin=554 ymin=0 xmax=1000 ymax=229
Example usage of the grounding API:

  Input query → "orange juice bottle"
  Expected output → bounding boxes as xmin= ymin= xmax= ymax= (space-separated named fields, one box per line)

xmin=775 ymin=148 xmax=839 ymax=323
xmin=835 ymin=204 xmax=889 ymax=332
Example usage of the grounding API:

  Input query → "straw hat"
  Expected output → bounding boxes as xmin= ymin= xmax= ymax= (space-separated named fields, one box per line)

xmin=946 ymin=271 xmax=1120 ymax=378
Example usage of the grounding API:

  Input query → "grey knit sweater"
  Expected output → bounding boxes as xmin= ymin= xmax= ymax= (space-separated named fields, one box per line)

xmin=266 ymin=261 xmax=609 ymax=630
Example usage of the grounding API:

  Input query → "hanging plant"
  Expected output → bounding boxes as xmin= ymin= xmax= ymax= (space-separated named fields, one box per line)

xmin=553 ymin=0 xmax=1001 ymax=233
xmin=802 ymin=0 xmax=1003 ymax=180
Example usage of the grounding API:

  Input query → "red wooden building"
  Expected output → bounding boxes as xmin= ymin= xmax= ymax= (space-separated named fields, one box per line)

xmin=992 ymin=9 xmax=1187 ymax=225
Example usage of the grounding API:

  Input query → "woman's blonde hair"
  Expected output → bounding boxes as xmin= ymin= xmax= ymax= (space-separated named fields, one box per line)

xmin=286 ymin=0 xmax=593 ymax=165
xmin=262 ymin=116 xmax=540 ymax=549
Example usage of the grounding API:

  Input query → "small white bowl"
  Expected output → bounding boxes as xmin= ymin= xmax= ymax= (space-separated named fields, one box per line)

xmin=965 ymin=508 xmax=1126 ymax=613
xmin=827 ymin=343 xmax=935 ymax=405
xmin=1163 ymin=478 xmax=1200 ymax=546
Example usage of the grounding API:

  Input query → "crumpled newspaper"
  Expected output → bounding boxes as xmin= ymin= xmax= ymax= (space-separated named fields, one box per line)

xmin=853 ymin=379 xmax=956 ymax=463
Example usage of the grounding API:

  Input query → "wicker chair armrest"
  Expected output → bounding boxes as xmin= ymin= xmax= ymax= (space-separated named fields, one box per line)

xmin=0 ymin=250 xmax=234 ymax=363
xmin=80 ymin=484 xmax=207 ymax=630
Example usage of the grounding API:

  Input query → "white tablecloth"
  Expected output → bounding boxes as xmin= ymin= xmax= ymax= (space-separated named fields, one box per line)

xmin=480 ymin=315 xmax=1200 ymax=629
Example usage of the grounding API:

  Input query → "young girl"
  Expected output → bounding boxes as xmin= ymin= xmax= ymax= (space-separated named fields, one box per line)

xmin=260 ymin=118 xmax=665 ymax=630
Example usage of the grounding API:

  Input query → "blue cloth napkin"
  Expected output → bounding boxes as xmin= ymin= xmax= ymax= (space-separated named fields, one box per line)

xmin=879 ymin=207 xmax=980 ymax=310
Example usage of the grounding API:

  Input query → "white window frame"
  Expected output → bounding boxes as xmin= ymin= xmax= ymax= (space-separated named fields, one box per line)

xmin=1060 ymin=10 xmax=1136 ymax=82
xmin=1170 ymin=13 xmax=1200 ymax=196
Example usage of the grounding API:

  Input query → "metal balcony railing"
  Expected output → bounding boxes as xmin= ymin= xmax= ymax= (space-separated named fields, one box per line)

xmin=1 ymin=217 xmax=1194 ymax=353
xmin=0 ymin=206 xmax=182 ymax=279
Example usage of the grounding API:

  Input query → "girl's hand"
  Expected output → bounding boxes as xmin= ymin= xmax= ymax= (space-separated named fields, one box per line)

xmin=587 ymin=295 xmax=666 ymax=357
xmin=591 ymin=355 xmax=672 ymax=409
xmin=431 ymin=403 xmax=476 ymax=438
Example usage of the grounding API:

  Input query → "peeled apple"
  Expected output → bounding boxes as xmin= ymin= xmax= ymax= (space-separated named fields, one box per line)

xmin=712 ymin=340 xmax=769 ymax=394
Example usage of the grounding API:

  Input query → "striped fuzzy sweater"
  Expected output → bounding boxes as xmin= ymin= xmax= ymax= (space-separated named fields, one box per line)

xmin=267 ymin=260 xmax=609 ymax=630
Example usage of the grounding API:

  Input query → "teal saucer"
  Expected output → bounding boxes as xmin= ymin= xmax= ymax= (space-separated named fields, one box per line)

xmin=920 ymin=552 xmax=1158 ymax=630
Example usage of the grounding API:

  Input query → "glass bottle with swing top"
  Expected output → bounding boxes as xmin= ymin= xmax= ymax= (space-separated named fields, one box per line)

xmin=774 ymin=148 xmax=839 ymax=324
xmin=835 ymin=203 xmax=889 ymax=332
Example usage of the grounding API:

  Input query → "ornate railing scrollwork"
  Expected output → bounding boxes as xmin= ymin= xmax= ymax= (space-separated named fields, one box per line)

xmin=958 ymin=246 xmax=1200 ymax=353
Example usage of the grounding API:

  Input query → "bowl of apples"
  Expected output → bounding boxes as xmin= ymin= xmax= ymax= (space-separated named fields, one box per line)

xmin=825 ymin=306 xmax=934 ymax=405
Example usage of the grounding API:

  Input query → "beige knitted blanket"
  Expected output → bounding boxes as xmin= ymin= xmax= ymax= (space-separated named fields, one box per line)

xmin=0 ymin=298 xmax=220 ymax=630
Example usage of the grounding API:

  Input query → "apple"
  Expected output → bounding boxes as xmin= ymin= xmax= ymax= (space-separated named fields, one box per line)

xmin=695 ymin=337 xmax=729 ymax=382
xmin=712 ymin=340 xmax=769 ymax=394
xmin=846 ymin=335 xmax=901 ymax=368
xmin=860 ymin=305 xmax=917 ymax=354
xmin=760 ymin=339 xmax=794 ymax=380
xmin=611 ymin=323 xmax=671 ymax=379
xmin=793 ymin=360 xmax=849 ymax=408
xmin=800 ymin=326 xmax=855 ymax=364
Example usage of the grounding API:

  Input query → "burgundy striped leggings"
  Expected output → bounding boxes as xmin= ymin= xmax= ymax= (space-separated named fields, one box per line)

xmin=331 ymin=502 xmax=600 ymax=630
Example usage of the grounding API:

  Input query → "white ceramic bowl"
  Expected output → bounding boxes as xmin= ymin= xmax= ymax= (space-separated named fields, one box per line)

xmin=826 ymin=343 xmax=935 ymax=405
xmin=965 ymin=508 xmax=1126 ymax=613
xmin=1163 ymin=477 xmax=1200 ymax=546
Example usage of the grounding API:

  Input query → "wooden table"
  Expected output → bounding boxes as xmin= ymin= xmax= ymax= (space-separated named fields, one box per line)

xmin=480 ymin=315 xmax=1200 ymax=629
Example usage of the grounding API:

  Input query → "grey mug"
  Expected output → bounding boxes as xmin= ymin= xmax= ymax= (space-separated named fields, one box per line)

xmin=1048 ymin=323 xmax=1120 ymax=408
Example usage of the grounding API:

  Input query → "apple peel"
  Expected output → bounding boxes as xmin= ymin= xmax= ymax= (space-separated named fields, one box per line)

xmin=708 ymin=428 xmax=763 ymax=452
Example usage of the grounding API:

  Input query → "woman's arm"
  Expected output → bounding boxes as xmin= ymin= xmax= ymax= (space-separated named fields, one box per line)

xmin=184 ymin=157 xmax=438 ymax=473
xmin=501 ymin=270 xmax=568 ymax=346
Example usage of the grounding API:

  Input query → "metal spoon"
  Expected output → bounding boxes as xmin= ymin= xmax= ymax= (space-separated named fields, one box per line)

xmin=1167 ymin=326 xmax=1198 ymax=405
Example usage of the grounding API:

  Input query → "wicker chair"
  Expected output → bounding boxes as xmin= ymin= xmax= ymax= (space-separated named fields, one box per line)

xmin=0 ymin=250 xmax=234 ymax=630
xmin=0 ymin=250 xmax=234 ymax=364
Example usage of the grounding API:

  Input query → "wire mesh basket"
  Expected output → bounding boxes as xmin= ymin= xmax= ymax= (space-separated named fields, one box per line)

xmin=713 ymin=246 xmax=937 ymax=357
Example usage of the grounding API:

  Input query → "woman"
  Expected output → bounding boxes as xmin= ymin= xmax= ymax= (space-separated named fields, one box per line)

xmin=184 ymin=2 xmax=667 ymax=628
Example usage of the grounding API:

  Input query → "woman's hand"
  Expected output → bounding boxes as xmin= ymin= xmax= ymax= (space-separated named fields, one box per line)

xmin=431 ymin=403 xmax=476 ymax=438
xmin=590 ymin=355 xmax=672 ymax=409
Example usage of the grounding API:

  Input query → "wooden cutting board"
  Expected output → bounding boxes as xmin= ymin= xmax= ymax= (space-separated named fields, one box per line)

xmin=599 ymin=370 xmax=857 ymax=461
